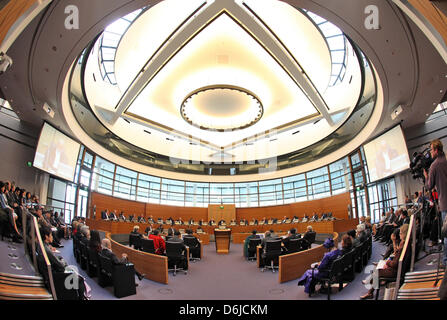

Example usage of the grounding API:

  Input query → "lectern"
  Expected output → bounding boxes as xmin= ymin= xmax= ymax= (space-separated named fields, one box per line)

xmin=214 ymin=229 xmax=231 ymax=254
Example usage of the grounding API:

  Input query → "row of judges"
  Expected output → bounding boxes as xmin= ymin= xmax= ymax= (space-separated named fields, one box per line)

xmin=100 ymin=209 xmax=336 ymax=225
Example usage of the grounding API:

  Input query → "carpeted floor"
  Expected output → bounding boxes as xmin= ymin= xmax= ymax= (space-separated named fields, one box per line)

xmin=56 ymin=238 xmax=388 ymax=300
xmin=2 ymin=235 xmax=442 ymax=300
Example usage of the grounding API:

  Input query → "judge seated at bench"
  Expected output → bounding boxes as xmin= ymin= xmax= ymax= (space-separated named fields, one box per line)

xmin=218 ymin=219 xmax=226 ymax=226
xmin=259 ymin=217 xmax=266 ymax=225
xmin=109 ymin=210 xmax=118 ymax=221
xmin=101 ymin=209 xmax=110 ymax=220
xmin=209 ymin=219 xmax=216 ymax=226
xmin=282 ymin=216 xmax=290 ymax=224
xmin=292 ymin=215 xmax=299 ymax=223
xmin=188 ymin=218 xmax=195 ymax=225
xmin=249 ymin=218 xmax=258 ymax=226
xmin=118 ymin=211 xmax=126 ymax=221
xmin=146 ymin=215 xmax=154 ymax=224
xmin=319 ymin=213 xmax=328 ymax=221
xmin=301 ymin=214 xmax=309 ymax=223
xmin=137 ymin=216 xmax=146 ymax=223
xmin=309 ymin=212 xmax=319 ymax=222
xmin=229 ymin=219 xmax=237 ymax=226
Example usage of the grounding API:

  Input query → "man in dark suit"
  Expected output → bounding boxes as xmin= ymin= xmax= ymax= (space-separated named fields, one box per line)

xmin=101 ymin=209 xmax=109 ymax=220
xmin=261 ymin=231 xmax=273 ymax=249
xmin=100 ymin=238 xmax=145 ymax=282
xmin=282 ymin=228 xmax=301 ymax=253
xmin=137 ymin=216 xmax=146 ymax=223
xmin=183 ymin=229 xmax=201 ymax=259
xmin=244 ymin=230 xmax=260 ymax=258
xmin=218 ymin=219 xmax=226 ymax=226
xmin=118 ymin=211 xmax=126 ymax=221
xmin=302 ymin=226 xmax=315 ymax=249
xmin=109 ymin=210 xmax=118 ymax=221
xmin=166 ymin=230 xmax=188 ymax=269
xmin=128 ymin=214 xmax=135 ymax=222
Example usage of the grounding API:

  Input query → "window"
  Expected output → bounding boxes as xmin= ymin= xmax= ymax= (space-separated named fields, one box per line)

xmin=92 ymin=156 xmax=115 ymax=195
xmin=307 ymin=167 xmax=330 ymax=200
xmin=114 ymin=166 xmax=138 ymax=200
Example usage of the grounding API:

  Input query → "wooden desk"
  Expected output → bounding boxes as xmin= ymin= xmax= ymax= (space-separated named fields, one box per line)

xmin=214 ymin=229 xmax=231 ymax=254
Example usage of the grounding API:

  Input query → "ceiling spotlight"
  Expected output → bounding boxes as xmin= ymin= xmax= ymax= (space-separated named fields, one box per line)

xmin=391 ymin=104 xmax=403 ymax=120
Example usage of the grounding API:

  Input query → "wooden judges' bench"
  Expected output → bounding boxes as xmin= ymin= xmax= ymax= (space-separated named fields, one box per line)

xmin=86 ymin=218 xmax=357 ymax=244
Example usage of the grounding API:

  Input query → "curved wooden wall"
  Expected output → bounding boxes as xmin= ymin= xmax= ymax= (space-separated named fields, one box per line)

xmin=278 ymin=232 xmax=339 ymax=283
xmin=90 ymin=191 xmax=351 ymax=222
xmin=0 ymin=0 xmax=38 ymax=47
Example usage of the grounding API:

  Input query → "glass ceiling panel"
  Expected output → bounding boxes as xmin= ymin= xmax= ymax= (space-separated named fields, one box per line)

xmin=301 ymin=9 xmax=347 ymax=86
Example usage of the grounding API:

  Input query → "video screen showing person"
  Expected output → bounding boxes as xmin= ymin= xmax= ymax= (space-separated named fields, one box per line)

xmin=33 ymin=123 xmax=80 ymax=181
xmin=363 ymin=125 xmax=410 ymax=182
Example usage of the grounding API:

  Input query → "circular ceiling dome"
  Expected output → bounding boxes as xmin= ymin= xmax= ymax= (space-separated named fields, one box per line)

xmin=180 ymin=85 xmax=263 ymax=131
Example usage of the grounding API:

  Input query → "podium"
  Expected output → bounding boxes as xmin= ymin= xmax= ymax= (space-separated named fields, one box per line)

xmin=214 ymin=229 xmax=231 ymax=254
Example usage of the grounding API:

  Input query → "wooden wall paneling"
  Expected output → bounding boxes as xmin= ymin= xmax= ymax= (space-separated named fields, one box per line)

xmin=208 ymin=204 xmax=236 ymax=222
xmin=0 ymin=0 xmax=36 ymax=47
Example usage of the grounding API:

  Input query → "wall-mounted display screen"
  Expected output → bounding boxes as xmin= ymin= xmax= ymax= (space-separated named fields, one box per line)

xmin=363 ymin=125 xmax=410 ymax=182
xmin=33 ymin=123 xmax=80 ymax=182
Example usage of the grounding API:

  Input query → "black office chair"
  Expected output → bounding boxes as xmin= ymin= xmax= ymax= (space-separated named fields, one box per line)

xmin=129 ymin=234 xmax=142 ymax=250
xmin=247 ymin=238 xmax=262 ymax=261
xmin=353 ymin=244 xmax=363 ymax=273
xmin=141 ymin=238 xmax=155 ymax=254
xmin=78 ymin=241 xmax=88 ymax=270
xmin=36 ymin=247 xmax=82 ymax=300
xmin=284 ymin=238 xmax=301 ymax=254
xmin=261 ymin=239 xmax=282 ymax=273
xmin=341 ymin=248 xmax=356 ymax=282
xmin=166 ymin=241 xmax=188 ymax=276
xmin=98 ymin=253 xmax=137 ymax=298
xmin=301 ymin=231 xmax=316 ymax=250
xmin=87 ymin=247 xmax=100 ymax=278
xmin=313 ymin=255 xmax=345 ymax=300
xmin=183 ymin=236 xmax=201 ymax=261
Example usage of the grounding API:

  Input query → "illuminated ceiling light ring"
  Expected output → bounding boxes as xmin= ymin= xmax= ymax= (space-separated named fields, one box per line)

xmin=180 ymin=85 xmax=263 ymax=132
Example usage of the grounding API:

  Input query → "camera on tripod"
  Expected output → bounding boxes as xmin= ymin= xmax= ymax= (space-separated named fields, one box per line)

xmin=410 ymin=148 xmax=433 ymax=181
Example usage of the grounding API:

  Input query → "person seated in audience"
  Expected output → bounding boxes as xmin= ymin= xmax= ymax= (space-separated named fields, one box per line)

xmin=183 ymin=229 xmax=200 ymax=258
xmin=301 ymin=214 xmax=309 ymax=223
xmin=196 ymin=226 xmax=204 ymax=233
xmin=359 ymin=216 xmax=366 ymax=225
xmin=374 ymin=208 xmax=396 ymax=241
xmin=137 ymin=215 xmax=146 ymax=223
xmin=37 ymin=208 xmax=63 ymax=248
xmin=80 ymin=225 xmax=90 ymax=247
xmin=130 ymin=225 xmax=144 ymax=238
xmin=148 ymin=229 xmax=166 ymax=255
xmin=167 ymin=230 xmax=188 ymax=269
xmin=340 ymin=234 xmax=353 ymax=255
xmin=269 ymin=229 xmax=278 ymax=239
xmin=165 ymin=226 xmax=175 ymax=239
xmin=118 ymin=211 xmax=126 ymax=221
xmin=40 ymin=225 xmax=68 ymax=272
xmin=292 ymin=215 xmax=299 ymax=223
xmin=101 ymin=209 xmax=109 ymax=220
xmin=261 ymin=231 xmax=273 ymax=249
xmin=144 ymin=225 xmax=152 ymax=236
xmin=282 ymin=228 xmax=301 ymax=252
xmin=0 ymin=181 xmax=22 ymax=242
xmin=218 ymin=219 xmax=226 ymax=226
xmin=100 ymin=239 xmax=145 ymax=283
xmin=381 ymin=228 xmax=401 ymax=260
xmin=5 ymin=181 xmax=23 ymax=228
xmin=244 ymin=230 xmax=260 ymax=258
xmin=297 ymin=238 xmax=341 ymax=294
xmin=229 ymin=219 xmax=237 ymax=226
xmin=380 ymin=208 xmax=408 ymax=245
xmin=347 ymin=229 xmax=357 ymax=246
xmin=302 ymin=226 xmax=314 ymax=247
xmin=360 ymin=224 xmax=409 ymax=299
xmin=54 ymin=212 xmax=68 ymax=239
xmin=354 ymin=224 xmax=367 ymax=246
xmin=365 ymin=216 xmax=373 ymax=235
xmin=89 ymin=230 xmax=102 ymax=253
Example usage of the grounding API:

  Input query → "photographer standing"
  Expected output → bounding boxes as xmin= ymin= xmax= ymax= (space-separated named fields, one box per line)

xmin=424 ymin=139 xmax=447 ymax=267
